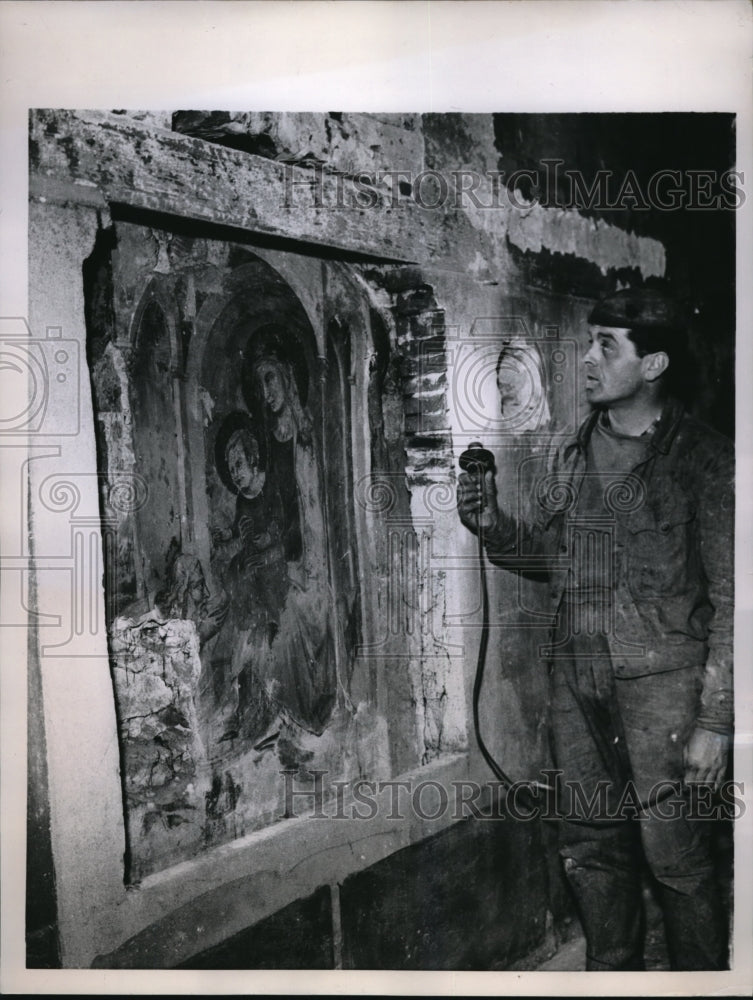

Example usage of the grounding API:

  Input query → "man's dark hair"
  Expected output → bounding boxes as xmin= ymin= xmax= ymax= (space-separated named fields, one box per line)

xmin=626 ymin=323 xmax=693 ymax=400
xmin=589 ymin=288 xmax=697 ymax=403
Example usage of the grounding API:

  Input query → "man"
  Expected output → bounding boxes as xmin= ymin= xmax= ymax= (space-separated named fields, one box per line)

xmin=457 ymin=288 xmax=733 ymax=970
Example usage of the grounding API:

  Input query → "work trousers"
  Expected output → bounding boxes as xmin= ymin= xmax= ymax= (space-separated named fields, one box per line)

xmin=549 ymin=603 xmax=728 ymax=970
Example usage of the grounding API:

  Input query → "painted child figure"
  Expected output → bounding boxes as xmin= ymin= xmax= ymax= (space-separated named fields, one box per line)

xmin=209 ymin=424 xmax=290 ymax=742
xmin=220 ymin=427 xmax=289 ymax=639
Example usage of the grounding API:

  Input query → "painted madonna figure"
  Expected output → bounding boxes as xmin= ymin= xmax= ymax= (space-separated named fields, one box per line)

xmin=240 ymin=325 xmax=337 ymax=739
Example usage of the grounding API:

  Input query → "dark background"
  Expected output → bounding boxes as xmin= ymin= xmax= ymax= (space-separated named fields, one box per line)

xmin=493 ymin=113 xmax=737 ymax=437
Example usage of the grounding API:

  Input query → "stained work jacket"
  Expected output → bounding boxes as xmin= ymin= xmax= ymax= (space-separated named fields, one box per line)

xmin=482 ymin=397 xmax=734 ymax=734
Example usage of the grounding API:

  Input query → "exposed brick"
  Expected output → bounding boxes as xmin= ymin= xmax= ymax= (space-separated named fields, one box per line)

xmin=395 ymin=286 xmax=438 ymax=316
xmin=403 ymin=371 xmax=448 ymax=395
xmin=403 ymin=391 xmax=448 ymax=418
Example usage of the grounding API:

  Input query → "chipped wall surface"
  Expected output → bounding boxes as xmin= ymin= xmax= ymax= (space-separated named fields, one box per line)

xmin=27 ymin=109 xmax=670 ymax=967
xmin=111 ymin=618 xmax=207 ymax=870
xmin=173 ymin=111 xmax=425 ymax=177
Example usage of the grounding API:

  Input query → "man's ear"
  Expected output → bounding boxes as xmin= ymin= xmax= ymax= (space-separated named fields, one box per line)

xmin=641 ymin=351 xmax=669 ymax=383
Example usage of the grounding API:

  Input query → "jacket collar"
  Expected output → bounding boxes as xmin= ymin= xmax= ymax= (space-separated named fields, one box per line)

xmin=571 ymin=396 xmax=685 ymax=456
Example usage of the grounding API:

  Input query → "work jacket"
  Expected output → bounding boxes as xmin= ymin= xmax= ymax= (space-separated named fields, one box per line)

xmin=482 ymin=397 xmax=734 ymax=734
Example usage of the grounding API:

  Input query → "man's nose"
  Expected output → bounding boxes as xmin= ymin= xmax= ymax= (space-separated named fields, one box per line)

xmin=583 ymin=342 xmax=597 ymax=365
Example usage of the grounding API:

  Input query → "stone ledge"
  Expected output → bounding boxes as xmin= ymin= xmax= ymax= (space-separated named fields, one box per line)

xmin=28 ymin=110 xmax=485 ymax=269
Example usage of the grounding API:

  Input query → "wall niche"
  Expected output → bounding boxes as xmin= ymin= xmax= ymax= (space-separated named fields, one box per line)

xmin=86 ymin=221 xmax=398 ymax=881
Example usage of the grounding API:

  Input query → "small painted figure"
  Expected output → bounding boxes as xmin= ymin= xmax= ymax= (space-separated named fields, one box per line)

xmin=208 ymin=418 xmax=289 ymax=742
xmin=219 ymin=427 xmax=289 ymax=639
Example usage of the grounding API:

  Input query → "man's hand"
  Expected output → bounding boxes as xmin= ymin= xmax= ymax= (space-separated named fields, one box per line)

xmin=457 ymin=469 xmax=500 ymax=534
xmin=683 ymin=727 xmax=730 ymax=789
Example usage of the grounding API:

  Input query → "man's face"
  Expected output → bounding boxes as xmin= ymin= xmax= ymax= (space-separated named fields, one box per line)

xmin=583 ymin=325 xmax=646 ymax=406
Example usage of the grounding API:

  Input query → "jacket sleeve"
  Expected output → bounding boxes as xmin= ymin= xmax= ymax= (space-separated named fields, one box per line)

xmin=694 ymin=440 xmax=734 ymax=735
xmin=480 ymin=442 xmax=563 ymax=580
xmin=482 ymin=509 xmax=551 ymax=577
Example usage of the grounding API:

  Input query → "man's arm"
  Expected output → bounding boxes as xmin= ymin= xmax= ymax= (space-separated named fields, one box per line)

xmin=456 ymin=467 xmax=553 ymax=574
xmin=684 ymin=441 xmax=734 ymax=787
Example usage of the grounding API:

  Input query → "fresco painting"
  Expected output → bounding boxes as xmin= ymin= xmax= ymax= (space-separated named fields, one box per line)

xmin=93 ymin=230 xmax=382 ymax=880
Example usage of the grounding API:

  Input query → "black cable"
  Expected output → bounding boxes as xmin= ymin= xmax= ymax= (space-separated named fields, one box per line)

xmin=472 ymin=522 xmax=517 ymax=789
xmin=460 ymin=442 xmax=550 ymax=803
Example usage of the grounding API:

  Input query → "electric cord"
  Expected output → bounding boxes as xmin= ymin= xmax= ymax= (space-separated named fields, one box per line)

xmin=472 ymin=521 xmax=518 ymax=789
xmin=461 ymin=442 xmax=552 ymax=801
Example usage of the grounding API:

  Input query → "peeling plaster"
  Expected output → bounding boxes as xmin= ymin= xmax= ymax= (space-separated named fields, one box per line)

xmin=505 ymin=200 xmax=666 ymax=279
